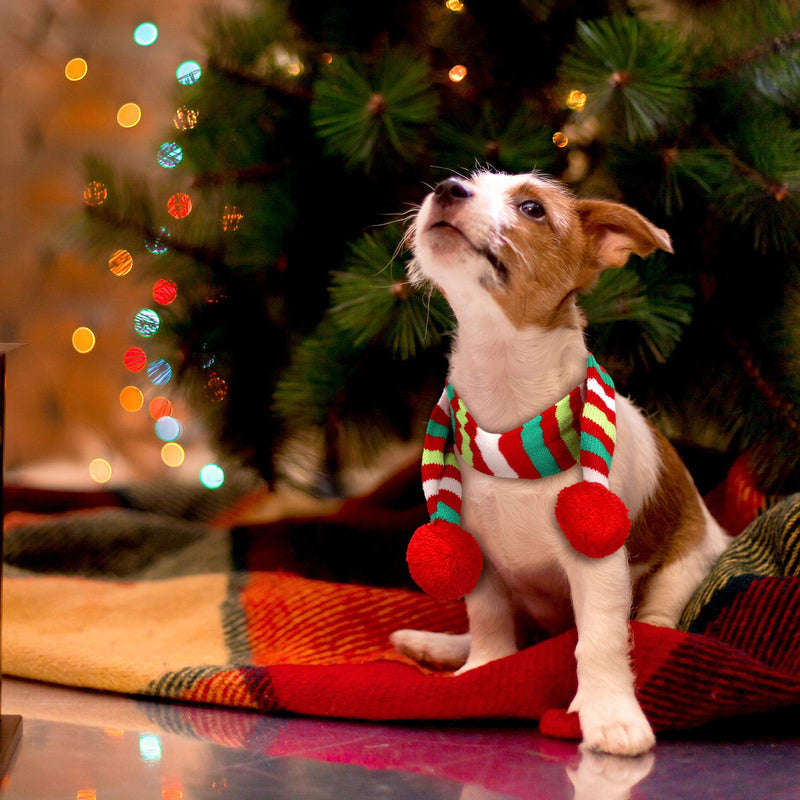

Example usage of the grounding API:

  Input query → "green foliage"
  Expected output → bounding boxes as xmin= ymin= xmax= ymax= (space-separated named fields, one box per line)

xmin=329 ymin=229 xmax=452 ymax=358
xmin=311 ymin=49 xmax=438 ymax=170
xmin=582 ymin=252 xmax=694 ymax=366
xmin=560 ymin=15 xmax=694 ymax=141
xmin=435 ymin=105 xmax=558 ymax=174
xmin=81 ymin=0 xmax=800 ymax=493
xmin=717 ymin=113 xmax=800 ymax=254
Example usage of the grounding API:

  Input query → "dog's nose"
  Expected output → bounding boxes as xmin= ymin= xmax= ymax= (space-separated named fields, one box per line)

xmin=434 ymin=178 xmax=473 ymax=204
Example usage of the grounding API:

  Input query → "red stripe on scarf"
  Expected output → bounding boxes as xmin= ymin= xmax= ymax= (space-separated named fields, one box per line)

xmin=498 ymin=429 xmax=543 ymax=478
xmin=540 ymin=404 xmax=578 ymax=472
xmin=581 ymin=450 xmax=612 ymax=477
xmin=580 ymin=418 xmax=615 ymax=458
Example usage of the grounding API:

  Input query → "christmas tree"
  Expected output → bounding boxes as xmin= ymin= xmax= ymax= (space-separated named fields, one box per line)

xmin=83 ymin=0 xmax=800 ymax=500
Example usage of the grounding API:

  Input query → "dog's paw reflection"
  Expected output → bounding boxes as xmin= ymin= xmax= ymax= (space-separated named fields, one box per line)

xmin=567 ymin=748 xmax=655 ymax=800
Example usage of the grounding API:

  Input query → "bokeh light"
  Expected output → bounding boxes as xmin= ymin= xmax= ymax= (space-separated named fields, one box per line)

xmin=221 ymin=206 xmax=243 ymax=231
xmin=176 ymin=61 xmax=202 ymax=86
xmin=167 ymin=193 xmax=192 ymax=219
xmin=153 ymin=279 xmax=177 ymax=305
xmin=119 ymin=386 xmax=144 ymax=412
xmin=204 ymin=372 xmax=228 ymax=403
xmin=89 ymin=458 xmax=112 ymax=484
xmin=448 ymin=65 xmax=467 ymax=83
xmin=552 ymin=131 xmax=569 ymax=148
xmin=109 ymin=249 xmax=133 ymax=276
xmin=149 ymin=396 xmax=173 ymax=420
xmin=65 ymin=58 xmax=88 ymax=81
xmin=147 ymin=359 xmax=173 ymax=385
xmin=72 ymin=327 xmax=96 ymax=354
xmin=123 ymin=346 xmax=147 ymax=372
xmin=161 ymin=442 xmax=186 ymax=468
xmin=566 ymin=90 xmax=587 ymax=111
xmin=445 ymin=0 xmax=465 ymax=11
xmin=83 ymin=181 xmax=107 ymax=207
xmin=145 ymin=228 xmax=169 ymax=255
xmin=157 ymin=142 xmax=183 ymax=168
xmin=116 ymin=103 xmax=142 ymax=128
xmin=155 ymin=415 xmax=181 ymax=442
xmin=134 ymin=308 xmax=160 ymax=338
xmin=173 ymin=106 xmax=199 ymax=131
xmin=134 ymin=22 xmax=158 ymax=46
xmin=138 ymin=734 xmax=162 ymax=761
xmin=200 ymin=464 xmax=225 ymax=489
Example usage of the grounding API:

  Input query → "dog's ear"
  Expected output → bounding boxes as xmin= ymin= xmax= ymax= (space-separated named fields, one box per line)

xmin=577 ymin=199 xmax=673 ymax=271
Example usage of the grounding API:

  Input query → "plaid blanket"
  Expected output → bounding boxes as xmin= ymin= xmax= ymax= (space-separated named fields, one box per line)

xmin=3 ymin=483 xmax=800 ymax=739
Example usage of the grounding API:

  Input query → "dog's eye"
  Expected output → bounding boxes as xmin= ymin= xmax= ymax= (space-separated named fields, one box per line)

xmin=519 ymin=200 xmax=545 ymax=220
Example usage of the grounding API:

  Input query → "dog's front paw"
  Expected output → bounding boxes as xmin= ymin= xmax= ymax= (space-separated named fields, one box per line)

xmin=570 ymin=695 xmax=655 ymax=756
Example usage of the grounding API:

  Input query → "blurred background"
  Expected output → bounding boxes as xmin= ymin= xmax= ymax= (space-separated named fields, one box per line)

xmin=3 ymin=0 xmax=800 ymax=522
xmin=1 ymin=0 xmax=247 ymax=488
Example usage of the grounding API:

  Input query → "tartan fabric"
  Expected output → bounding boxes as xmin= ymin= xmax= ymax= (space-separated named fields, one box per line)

xmin=2 ymin=488 xmax=800 ymax=738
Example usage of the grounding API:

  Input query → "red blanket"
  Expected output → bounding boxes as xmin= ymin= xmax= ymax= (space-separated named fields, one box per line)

xmin=3 ymin=483 xmax=799 ymax=739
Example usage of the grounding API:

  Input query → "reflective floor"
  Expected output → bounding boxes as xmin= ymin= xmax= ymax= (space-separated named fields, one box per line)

xmin=0 ymin=677 xmax=798 ymax=799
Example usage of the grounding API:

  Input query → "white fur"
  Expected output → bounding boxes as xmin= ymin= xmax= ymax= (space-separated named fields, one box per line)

xmin=392 ymin=171 xmax=728 ymax=756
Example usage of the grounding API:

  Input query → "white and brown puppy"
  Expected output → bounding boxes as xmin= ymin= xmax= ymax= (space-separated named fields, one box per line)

xmin=391 ymin=171 xmax=729 ymax=756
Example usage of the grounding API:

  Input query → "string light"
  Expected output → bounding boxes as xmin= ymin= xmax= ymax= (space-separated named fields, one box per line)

xmin=176 ymin=61 xmax=202 ymax=86
xmin=65 ymin=58 xmax=88 ymax=81
xmin=200 ymin=464 xmax=225 ymax=489
xmin=89 ymin=459 xmax=112 ymax=484
xmin=552 ymin=131 xmax=569 ymax=148
xmin=84 ymin=181 xmax=107 ymax=207
xmin=109 ymin=249 xmax=133 ymax=276
xmin=153 ymin=279 xmax=177 ymax=305
xmin=221 ymin=206 xmax=243 ymax=231
xmin=167 ymin=193 xmax=192 ymax=219
xmin=147 ymin=359 xmax=173 ymax=385
xmin=173 ymin=107 xmax=199 ymax=131
xmin=161 ymin=442 xmax=185 ymax=468
xmin=448 ymin=65 xmax=467 ymax=83
xmin=155 ymin=416 xmax=181 ymax=442
xmin=149 ymin=396 xmax=173 ymax=419
xmin=158 ymin=142 xmax=183 ymax=168
xmin=123 ymin=347 xmax=147 ymax=372
xmin=135 ymin=308 xmax=161 ymax=337
xmin=119 ymin=386 xmax=144 ymax=412
xmin=116 ymin=103 xmax=142 ymax=128
xmin=72 ymin=327 xmax=96 ymax=354
xmin=145 ymin=228 xmax=170 ymax=255
xmin=133 ymin=23 xmax=158 ymax=47
xmin=566 ymin=90 xmax=587 ymax=111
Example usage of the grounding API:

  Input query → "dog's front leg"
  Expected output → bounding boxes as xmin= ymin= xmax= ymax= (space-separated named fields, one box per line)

xmin=562 ymin=549 xmax=655 ymax=756
xmin=455 ymin=561 xmax=517 ymax=674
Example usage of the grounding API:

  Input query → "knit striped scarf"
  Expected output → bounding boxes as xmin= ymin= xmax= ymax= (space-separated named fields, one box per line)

xmin=422 ymin=354 xmax=618 ymax=529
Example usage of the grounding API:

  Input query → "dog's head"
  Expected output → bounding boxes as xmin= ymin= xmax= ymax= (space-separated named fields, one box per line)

xmin=408 ymin=170 xmax=672 ymax=330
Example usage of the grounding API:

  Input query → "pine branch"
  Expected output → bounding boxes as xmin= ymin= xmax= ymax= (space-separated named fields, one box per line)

xmin=703 ymin=30 xmax=800 ymax=79
xmin=582 ymin=252 xmax=694 ymax=366
xmin=559 ymin=15 xmax=695 ymax=142
xmin=328 ymin=229 xmax=452 ymax=358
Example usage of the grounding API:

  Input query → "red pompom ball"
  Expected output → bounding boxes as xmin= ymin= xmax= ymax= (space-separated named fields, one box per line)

xmin=406 ymin=519 xmax=483 ymax=601
xmin=555 ymin=482 xmax=630 ymax=559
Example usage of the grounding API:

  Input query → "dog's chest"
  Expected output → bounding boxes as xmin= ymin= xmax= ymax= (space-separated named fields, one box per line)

xmin=459 ymin=462 xmax=577 ymax=581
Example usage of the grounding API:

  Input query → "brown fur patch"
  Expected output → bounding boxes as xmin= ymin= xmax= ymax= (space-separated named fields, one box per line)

xmin=489 ymin=179 xmax=587 ymax=330
xmin=485 ymin=180 xmax=671 ymax=331
xmin=627 ymin=424 xmax=707 ymax=569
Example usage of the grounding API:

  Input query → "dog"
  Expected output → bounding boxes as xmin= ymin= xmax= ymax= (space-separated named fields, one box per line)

xmin=391 ymin=170 xmax=729 ymax=756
